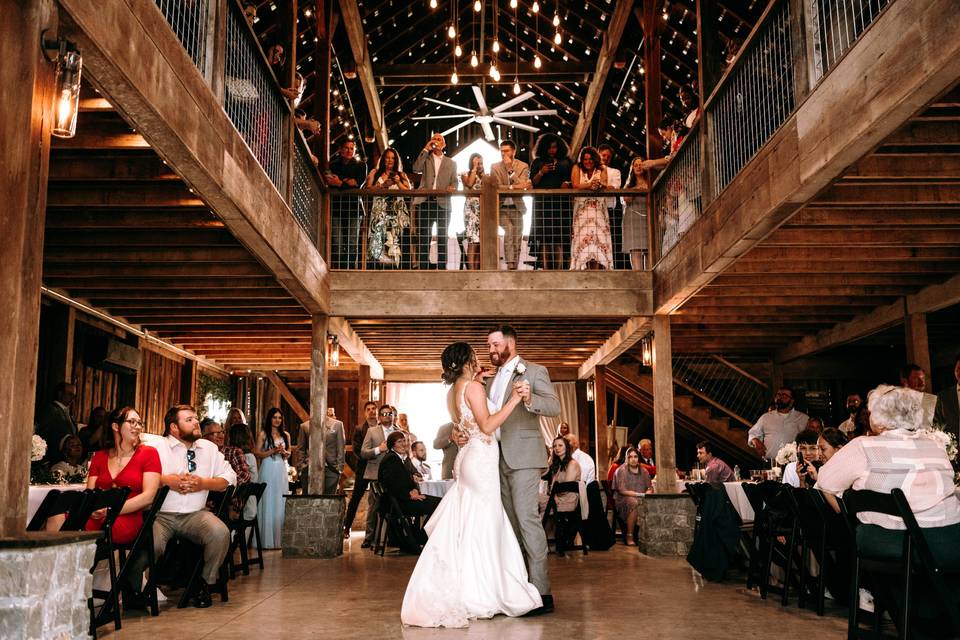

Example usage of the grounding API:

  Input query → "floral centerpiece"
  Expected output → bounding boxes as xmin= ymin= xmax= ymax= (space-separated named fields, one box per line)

xmin=775 ymin=441 xmax=797 ymax=467
xmin=31 ymin=434 xmax=47 ymax=462
xmin=29 ymin=434 xmax=88 ymax=485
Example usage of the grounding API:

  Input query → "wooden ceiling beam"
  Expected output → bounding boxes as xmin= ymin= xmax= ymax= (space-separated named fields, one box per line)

xmin=565 ymin=0 xmax=634 ymax=156
xmin=339 ymin=0 xmax=388 ymax=151
xmin=578 ymin=316 xmax=651 ymax=380
xmin=813 ymin=183 xmax=960 ymax=205
xmin=328 ymin=316 xmax=384 ymax=379
xmin=696 ymin=285 xmax=921 ymax=298
xmin=761 ymin=228 xmax=960 ymax=246
xmin=44 ymin=248 xmax=255 ymax=263
xmin=46 ymin=277 xmax=280 ymax=290
xmin=722 ymin=260 xmax=960 ymax=275
xmin=708 ymin=273 xmax=945 ymax=287
xmin=845 ymin=155 xmax=960 ymax=179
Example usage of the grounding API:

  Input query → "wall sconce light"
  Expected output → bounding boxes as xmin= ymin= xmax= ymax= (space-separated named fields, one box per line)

xmin=640 ymin=333 xmax=654 ymax=367
xmin=586 ymin=380 xmax=595 ymax=402
xmin=370 ymin=379 xmax=382 ymax=402
xmin=326 ymin=334 xmax=340 ymax=367
xmin=42 ymin=32 xmax=83 ymax=139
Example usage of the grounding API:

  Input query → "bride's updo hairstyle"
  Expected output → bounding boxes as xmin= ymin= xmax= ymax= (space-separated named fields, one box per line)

xmin=441 ymin=342 xmax=475 ymax=385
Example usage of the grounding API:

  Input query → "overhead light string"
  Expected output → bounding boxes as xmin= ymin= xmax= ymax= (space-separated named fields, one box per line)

xmin=512 ymin=0 xmax=520 ymax=93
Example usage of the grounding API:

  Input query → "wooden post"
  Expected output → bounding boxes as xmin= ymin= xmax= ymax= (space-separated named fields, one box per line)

xmin=696 ymin=0 xmax=721 ymax=208
xmin=180 ymin=359 xmax=198 ymax=405
xmin=575 ymin=379 xmax=591 ymax=455
xmin=904 ymin=312 xmax=932 ymax=391
xmin=479 ymin=179 xmax=500 ymax=270
xmin=593 ymin=365 xmax=609 ymax=477
xmin=207 ymin=0 xmax=227 ymax=100
xmin=652 ymin=314 xmax=678 ymax=493
xmin=48 ymin=303 xmax=76 ymax=389
xmin=642 ymin=0 xmax=663 ymax=265
xmin=309 ymin=315 xmax=330 ymax=494
xmin=0 ymin=0 xmax=56 ymax=535
xmin=314 ymin=0 xmax=333 ymax=168
xmin=788 ymin=0 xmax=816 ymax=103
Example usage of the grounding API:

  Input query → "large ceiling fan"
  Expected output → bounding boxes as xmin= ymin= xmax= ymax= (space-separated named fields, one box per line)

xmin=412 ymin=86 xmax=558 ymax=141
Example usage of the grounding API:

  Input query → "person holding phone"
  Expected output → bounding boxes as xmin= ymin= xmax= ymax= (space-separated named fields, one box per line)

xmin=782 ymin=429 xmax=820 ymax=487
xmin=460 ymin=153 xmax=486 ymax=270
xmin=530 ymin=134 xmax=573 ymax=270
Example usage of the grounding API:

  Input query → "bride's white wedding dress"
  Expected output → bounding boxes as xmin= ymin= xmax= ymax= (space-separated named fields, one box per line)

xmin=400 ymin=389 xmax=542 ymax=628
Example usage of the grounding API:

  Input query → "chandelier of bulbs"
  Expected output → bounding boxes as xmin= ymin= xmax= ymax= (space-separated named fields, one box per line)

xmin=431 ymin=0 xmax=563 ymax=86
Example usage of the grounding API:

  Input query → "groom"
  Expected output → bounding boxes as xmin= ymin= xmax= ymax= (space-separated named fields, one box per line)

xmin=478 ymin=324 xmax=560 ymax=613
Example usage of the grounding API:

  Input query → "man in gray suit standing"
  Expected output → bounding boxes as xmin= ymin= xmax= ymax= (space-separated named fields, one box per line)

xmin=360 ymin=406 xmax=398 ymax=548
xmin=432 ymin=422 xmax=458 ymax=480
xmin=460 ymin=324 xmax=560 ymax=614
xmin=413 ymin=133 xmax=459 ymax=270
xmin=489 ymin=140 xmax=532 ymax=270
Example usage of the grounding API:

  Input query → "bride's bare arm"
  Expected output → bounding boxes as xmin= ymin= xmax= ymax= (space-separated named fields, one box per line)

xmin=464 ymin=381 xmax=521 ymax=436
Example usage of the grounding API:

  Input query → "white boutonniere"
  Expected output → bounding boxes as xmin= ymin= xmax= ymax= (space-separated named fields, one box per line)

xmin=515 ymin=362 xmax=527 ymax=376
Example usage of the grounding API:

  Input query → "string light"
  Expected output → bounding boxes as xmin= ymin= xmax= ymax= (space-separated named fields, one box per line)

xmin=448 ymin=24 xmax=456 ymax=38
xmin=509 ymin=0 xmax=517 ymax=8
xmin=451 ymin=70 xmax=459 ymax=84
xmin=474 ymin=0 xmax=481 ymax=9
xmin=489 ymin=63 xmax=501 ymax=81
xmin=470 ymin=52 xmax=479 ymax=66
xmin=533 ymin=54 xmax=542 ymax=68
xmin=513 ymin=79 xmax=521 ymax=94
xmin=553 ymin=13 xmax=560 ymax=27
xmin=429 ymin=0 xmax=437 ymax=7
xmin=455 ymin=44 xmax=463 ymax=56
xmin=492 ymin=39 xmax=500 ymax=53
xmin=554 ymin=31 xmax=561 ymax=45
xmin=532 ymin=1 xmax=539 ymax=12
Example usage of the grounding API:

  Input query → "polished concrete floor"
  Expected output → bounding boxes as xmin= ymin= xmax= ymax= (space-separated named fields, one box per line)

xmin=99 ymin=534 xmax=847 ymax=639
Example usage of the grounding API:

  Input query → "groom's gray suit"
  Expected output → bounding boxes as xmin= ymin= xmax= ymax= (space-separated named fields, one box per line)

xmin=490 ymin=357 xmax=560 ymax=595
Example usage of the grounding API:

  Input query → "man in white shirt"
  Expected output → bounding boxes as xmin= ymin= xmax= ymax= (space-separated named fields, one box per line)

xmin=748 ymin=387 xmax=809 ymax=461
xmin=598 ymin=144 xmax=623 ymax=268
xmin=837 ymin=393 xmax=862 ymax=435
xmin=565 ymin=433 xmax=596 ymax=484
xmin=412 ymin=133 xmax=458 ymax=269
xmin=934 ymin=354 xmax=960 ymax=440
xmin=409 ymin=441 xmax=433 ymax=481
xmin=149 ymin=404 xmax=237 ymax=608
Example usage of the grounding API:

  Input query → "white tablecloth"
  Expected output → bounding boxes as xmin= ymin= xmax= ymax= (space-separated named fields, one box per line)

xmin=419 ymin=479 xmax=454 ymax=498
xmin=27 ymin=484 xmax=86 ymax=524
xmin=723 ymin=482 xmax=755 ymax=523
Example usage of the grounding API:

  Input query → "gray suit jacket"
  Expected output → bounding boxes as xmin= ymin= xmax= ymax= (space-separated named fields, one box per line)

xmin=413 ymin=150 xmax=459 ymax=210
xmin=324 ymin=418 xmax=345 ymax=473
xmin=360 ymin=424 xmax=391 ymax=480
xmin=489 ymin=358 xmax=560 ymax=470
xmin=433 ymin=422 xmax=458 ymax=480
xmin=489 ymin=160 xmax=532 ymax=214
xmin=935 ymin=385 xmax=960 ymax=439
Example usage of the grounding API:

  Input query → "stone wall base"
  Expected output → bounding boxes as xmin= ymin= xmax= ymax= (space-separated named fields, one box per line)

xmin=636 ymin=494 xmax=696 ymax=556
xmin=282 ymin=495 xmax=346 ymax=559
xmin=0 ymin=537 xmax=97 ymax=640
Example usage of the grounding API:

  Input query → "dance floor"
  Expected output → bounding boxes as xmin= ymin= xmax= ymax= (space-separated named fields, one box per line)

xmin=99 ymin=534 xmax=847 ymax=639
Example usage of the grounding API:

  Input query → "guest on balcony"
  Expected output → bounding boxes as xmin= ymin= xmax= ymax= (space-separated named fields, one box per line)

xmin=570 ymin=146 xmax=612 ymax=270
xmin=622 ymin=155 xmax=650 ymax=270
xmin=530 ymin=134 xmax=573 ymax=270
xmin=460 ymin=153 xmax=486 ymax=270
xmin=490 ymin=139 xmax=533 ymax=271
xmin=413 ymin=133 xmax=458 ymax=270
xmin=365 ymin=147 xmax=411 ymax=268
xmin=326 ymin=140 xmax=367 ymax=269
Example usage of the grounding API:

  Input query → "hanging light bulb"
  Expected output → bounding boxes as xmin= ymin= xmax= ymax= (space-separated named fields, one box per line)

xmin=509 ymin=0 xmax=517 ymax=7
xmin=448 ymin=24 xmax=456 ymax=38
xmin=429 ymin=0 xmax=437 ymax=7
xmin=554 ymin=31 xmax=562 ymax=45
xmin=492 ymin=39 xmax=500 ymax=53
xmin=489 ymin=63 xmax=501 ymax=81
xmin=455 ymin=44 xmax=463 ymax=57
xmin=474 ymin=0 xmax=481 ymax=10
xmin=470 ymin=51 xmax=479 ymax=67
xmin=451 ymin=70 xmax=459 ymax=84
xmin=553 ymin=13 xmax=560 ymax=27
xmin=513 ymin=79 xmax=521 ymax=94
xmin=533 ymin=54 xmax=542 ymax=69
xmin=532 ymin=1 xmax=539 ymax=12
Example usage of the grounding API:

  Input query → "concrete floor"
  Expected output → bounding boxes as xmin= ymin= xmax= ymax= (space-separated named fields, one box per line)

xmin=99 ymin=534 xmax=848 ymax=639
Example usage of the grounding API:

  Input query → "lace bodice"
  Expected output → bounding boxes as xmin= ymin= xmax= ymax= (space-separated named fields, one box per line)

xmin=455 ymin=386 xmax=492 ymax=444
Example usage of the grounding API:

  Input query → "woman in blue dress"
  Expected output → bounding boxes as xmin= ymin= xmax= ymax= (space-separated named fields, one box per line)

xmin=254 ymin=407 xmax=291 ymax=548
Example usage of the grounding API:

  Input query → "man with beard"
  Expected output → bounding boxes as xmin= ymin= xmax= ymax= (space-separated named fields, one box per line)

xmin=837 ymin=393 xmax=862 ymax=436
xmin=148 ymin=405 xmax=237 ymax=608
xmin=747 ymin=387 xmax=809 ymax=462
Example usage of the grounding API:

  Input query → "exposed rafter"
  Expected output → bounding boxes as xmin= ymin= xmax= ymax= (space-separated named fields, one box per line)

xmin=338 ymin=0 xmax=388 ymax=152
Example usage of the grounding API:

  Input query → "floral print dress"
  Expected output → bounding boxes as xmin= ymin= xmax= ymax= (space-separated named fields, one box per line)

xmin=368 ymin=172 xmax=411 ymax=265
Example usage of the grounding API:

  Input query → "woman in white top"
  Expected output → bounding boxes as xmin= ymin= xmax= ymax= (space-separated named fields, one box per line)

xmin=569 ymin=147 xmax=612 ymax=270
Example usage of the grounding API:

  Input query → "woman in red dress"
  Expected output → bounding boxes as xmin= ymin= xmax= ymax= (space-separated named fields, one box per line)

xmin=85 ymin=406 xmax=161 ymax=544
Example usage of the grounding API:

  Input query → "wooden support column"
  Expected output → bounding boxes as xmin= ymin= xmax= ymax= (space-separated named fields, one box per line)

xmin=0 ymin=0 xmax=56 ymax=536
xmin=904 ymin=312 xmax=932 ymax=390
xmin=651 ymin=314 xmax=678 ymax=493
xmin=575 ymin=380 xmax=591 ymax=455
xmin=48 ymin=304 xmax=77 ymax=388
xmin=696 ymin=0 xmax=721 ymax=208
xmin=309 ymin=314 xmax=330 ymax=494
xmin=479 ymin=179 xmax=500 ymax=270
xmin=641 ymin=0 xmax=663 ymax=264
xmin=593 ymin=366 xmax=609 ymax=477
xmin=180 ymin=359 xmax=198 ymax=405
xmin=314 ymin=0 xmax=333 ymax=167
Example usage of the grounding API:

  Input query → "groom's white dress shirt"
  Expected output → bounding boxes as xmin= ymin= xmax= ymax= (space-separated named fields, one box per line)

xmin=489 ymin=355 xmax=521 ymax=441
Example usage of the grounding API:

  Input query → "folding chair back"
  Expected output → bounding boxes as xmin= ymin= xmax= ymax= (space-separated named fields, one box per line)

xmin=27 ymin=489 xmax=88 ymax=531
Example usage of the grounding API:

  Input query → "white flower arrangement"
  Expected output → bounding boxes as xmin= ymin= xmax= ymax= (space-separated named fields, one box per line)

xmin=775 ymin=442 xmax=797 ymax=466
xmin=916 ymin=426 xmax=958 ymax=461
xmin=31 ymin=434 xmax=47 ymax=462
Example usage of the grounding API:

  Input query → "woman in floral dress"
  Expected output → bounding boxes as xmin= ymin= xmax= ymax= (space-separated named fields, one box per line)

xmin=365 ymin=147 xmax=411 ymax=267
xmin=569 ymin=147 xmax=612 ymax=270
xmin=459 ymin=153 xmax=485 ymax=270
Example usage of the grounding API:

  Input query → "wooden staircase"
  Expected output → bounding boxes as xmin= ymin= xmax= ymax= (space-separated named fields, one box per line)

xmin=606 ymin=361 xmax=763 ymax=467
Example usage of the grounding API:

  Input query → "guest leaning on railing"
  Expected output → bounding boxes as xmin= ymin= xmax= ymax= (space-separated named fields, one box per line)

xmin=530 ymin=134 xmax=573 ymax=271
xmin=570 ymin=146 xmax=612 ymax=270
xmin=622 ymin=156 xmax=651 ymax=270
xmin=460 ymin=152 xmax=487 ymax=271
xmin=816 ymin=385 xmax=960 ymax=635
xmin=364 ymin=147 xmax=412 ymax=268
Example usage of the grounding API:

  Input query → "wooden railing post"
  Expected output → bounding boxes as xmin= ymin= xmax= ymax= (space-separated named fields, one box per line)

xmin=479 ymin=180 xmax=500 ymax=270
xmin=208 ymin=0 xmax=227 ymax=103
xmin=789 ymin=0 xmax=815 ymax=103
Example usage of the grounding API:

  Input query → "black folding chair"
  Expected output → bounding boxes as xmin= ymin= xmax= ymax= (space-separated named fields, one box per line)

xmin=371 ymin=482 xmax=422 ymax=556
xmin=226 ymin=482 xmax=260 ymax=578
xmin=541 ymin=481 xmax=588 ymax=557
xmin=115 ymin=486 xmax=170 ymax=618
xmin=27 ymin=489 xmax=91 ymax=531
xmin=600 ymin=479 xmax=629 ymax=544
xmin=743 ymin=481 xmax=798 ymax=603
xmin=793 ymin=488 xmax=850 ymax=616
xmin=85 ymin=487 xmax=131 ymax=636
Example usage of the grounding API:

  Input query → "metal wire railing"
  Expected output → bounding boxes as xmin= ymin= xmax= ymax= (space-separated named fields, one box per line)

xmin=223 ymin=1 xmax=289 ymax=192
xmin=708 ymin=0 xmax=796 ymax=198
xmin=154 ymin=0 xmax=209 ymax=72
xmin=807 ymin=0 xmax=893 ymax=81
xmin=651 ymin=126 xmax=702 ymax=257
xmin=291 ymin=134 xmax=321 ymax=244
xmin=672 ymin=354 xmax=770 ymax=428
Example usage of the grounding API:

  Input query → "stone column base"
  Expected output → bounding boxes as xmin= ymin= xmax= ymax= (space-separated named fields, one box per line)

xmin=635 ymin=494 xmax=696 ymax=556
xmin=282 ymin=495 xmax=346 ymax=558
xmin=0 ymin=533 xmax=99 ymax=640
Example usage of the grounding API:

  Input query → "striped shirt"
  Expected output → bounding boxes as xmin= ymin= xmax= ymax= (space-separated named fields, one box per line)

xmin=816 ymin=429 xmax=960 ymax=529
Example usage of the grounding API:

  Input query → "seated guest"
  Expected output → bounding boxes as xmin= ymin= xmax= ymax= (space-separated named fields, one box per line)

xmin=409 ymin=441 xmax=432 ymax=481
xmin=149 ymin=404 xmax=237 ymax=608
xmin=638 ymin=438 xmax=656 ymax=477
xmin=565 ymin=433 xmax=596 ymax=484
xmin=556 ymin=421 xmax=571 ymax=438
xmin=539 ymin=436 xmax=582 ymax=515
xmin=696 ymin=441 xmax=735 ymax=483
xmin=51 ymin=435 xmax=88 ymax=477
xmin=607 ymin=446 xmax=628 ymax=484
xmin=782 ymin=429 xmax=820 ymax=488
xmin=223 ymin=423 xmax=257 ymax=520
xmin=85 ymin=407 xmax=161 ymax=545
xmin=36 ymin=382 xmax=77 ymax=463
xmin=817 ymin=385 xmax=960 ymax=636
xmin=806 ymin=417 xmax=825 ymax=434
xmin=612 ymin=447 xmax=653 ymax=546
xmin=201 ymin=418 xmax=225 ymax=450
xmin=378 ymin=432 xmax=440 ymax=551
xmin=838 ymin=393 xmax=862 ymax=435
xmin=78 ymin=406 xmax=107 ymax=460
xmin=803 ymin=427 xmax=847 ymax=484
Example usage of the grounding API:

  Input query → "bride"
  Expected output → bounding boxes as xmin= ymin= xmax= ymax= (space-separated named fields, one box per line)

xmin=400 ymin=342 xmax=542 ymax=628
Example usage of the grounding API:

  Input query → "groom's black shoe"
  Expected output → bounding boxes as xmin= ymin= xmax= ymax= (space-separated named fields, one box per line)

xmin=524 ymin=594 xmax=555 ymax=616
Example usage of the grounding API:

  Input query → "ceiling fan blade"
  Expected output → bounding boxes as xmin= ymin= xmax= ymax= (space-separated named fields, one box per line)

xmin=441 ymin=118 xmax=477 ymax=137
xmin=492 ymin=109 xmax=558 ymax=117
xmin=412 ymin=114 xmax=476 ymax=120
xmin=491 ymin=91 xmax=535 ymax=113
xmin=491 ymin=117 xmax=540 ymax=133
xmin=472 ymin=85 xmax=489 ymax=114
xmin=424 ymin=97 xmax=477 ymax=114
xmin=481 ymin=121 xmax=496 ymax=141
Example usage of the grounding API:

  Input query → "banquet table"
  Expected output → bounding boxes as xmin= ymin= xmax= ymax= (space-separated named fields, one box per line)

xmin=419 ymin=479 xmax=454 ymax=498
xmin=723 ymin=482 xmax=755 ymax=523
xmin=27 ymin=483 xmax=87 ymax=525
